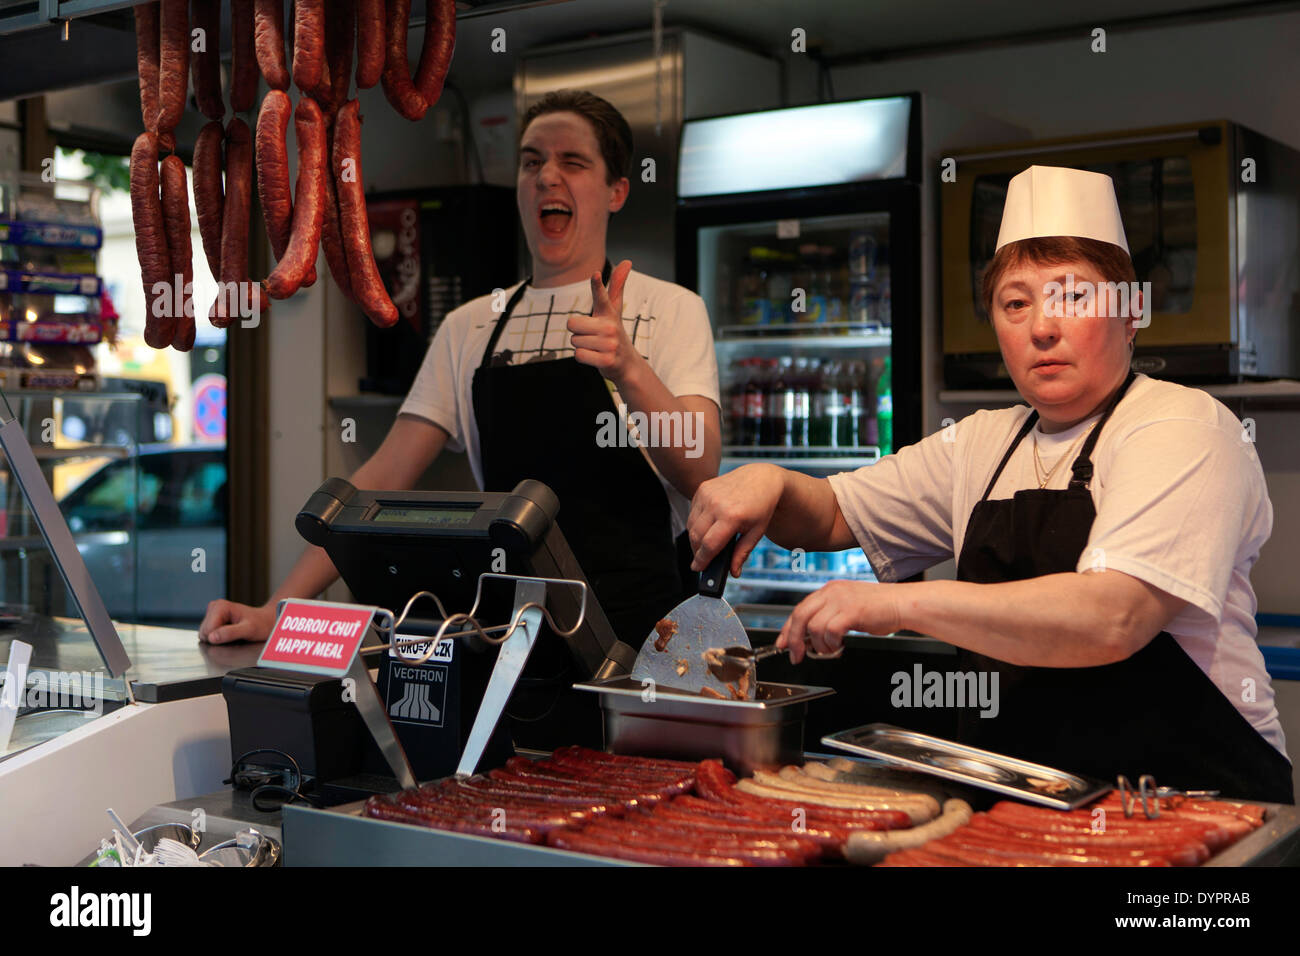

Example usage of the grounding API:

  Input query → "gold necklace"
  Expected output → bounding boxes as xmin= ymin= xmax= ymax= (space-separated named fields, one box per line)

xmin=1032 ymin=421 xmax=1097 ymax=489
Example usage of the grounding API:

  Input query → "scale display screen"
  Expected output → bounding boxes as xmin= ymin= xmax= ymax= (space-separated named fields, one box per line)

xmin=371 ymin=504 xmax=478 ymax=527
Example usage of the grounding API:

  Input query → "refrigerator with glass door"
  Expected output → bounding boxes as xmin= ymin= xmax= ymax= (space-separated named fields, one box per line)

xmin=675 ymin=94 xmax=922 ymax=611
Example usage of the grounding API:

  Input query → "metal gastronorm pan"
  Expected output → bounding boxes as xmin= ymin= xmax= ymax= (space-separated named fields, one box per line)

xmin=575 ymin=677 xmax=833 ymax=776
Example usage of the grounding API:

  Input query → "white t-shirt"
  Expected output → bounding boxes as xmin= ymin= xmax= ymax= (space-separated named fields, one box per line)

xmin=398 ymin=270 xmax=720 ymax=536
xmin=827 ymin=373 xmax=1287 ymax=757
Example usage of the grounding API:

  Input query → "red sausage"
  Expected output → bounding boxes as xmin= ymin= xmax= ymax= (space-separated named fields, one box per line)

xmin=364 ymin=797 xmax=542 ymax=844
xmin=332 ymin=100 xmax=397 ymax=325
xmin=292 ymin=0 xmax=325 ymax=93
xmin=156 ymin=0 xmax=190 ymax=132
xmin=255 ymin=90 xmax=294 ymax=261
xmin=265 ymin=97 xmax=327 ymax=299
xmin=318 ymin=115 xmax=354 ymax=299
xmin=379 ymin=0 xmax=427 ymax=121
xmin=452 ymin=779 xmax=619 ymax=812
xmin=192 ymin=120 xmax=225 ymax=279
xmin=160 ymin=155 xmax=195 ymax=351
xmin=190 ymin=0 xmax=225 ymax=119
xmin=254 ymin=0 xmax=290 ymax=90
xmin=230 ymin=0 xmax=258 ymax=112
xmin=507 ymin=761 xmax=693 ymax=795
xmin=134 ymin=4 xmax=161 ymax=131
xmin=355 ymin=0 xmax=384 ymax=89
xmin=928 ymin=834 xmax=1174 ymax=867
xmin=130 ymin=132 xmax=176 ymax=349
xmin=413 ymin=0 xmax=455 ymax=107
xmin=318 ymin=0 xmax=355 ymax=114
xmin=580 ymin=818 xmax=820 ymax=860
xmin=553 ymin=749 xmax=707 ymax=780
xmin=546 ymin=829 xmax=793 ymax=866
xmin=210 ymin=117 xmax=264 ymax=327
xmin=393 ymin=790 xmax=582 ymax=832
xmin=543 ymin=753 xmax=697 ymax=783
xmin=484 ymin=769 xmax=669 ymax=802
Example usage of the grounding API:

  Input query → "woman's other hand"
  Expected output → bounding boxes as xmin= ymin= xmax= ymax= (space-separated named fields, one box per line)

xmin=776 ymin=580 xmax=902 ymax=663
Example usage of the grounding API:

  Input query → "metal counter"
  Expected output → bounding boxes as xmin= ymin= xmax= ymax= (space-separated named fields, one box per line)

xmin=282 ymin=799 xmax=634 ymax=867
xmin=0 ymin=615 xmax=264 ymax=702
xmin=279 ymin=764 xmax=1300 ymax=868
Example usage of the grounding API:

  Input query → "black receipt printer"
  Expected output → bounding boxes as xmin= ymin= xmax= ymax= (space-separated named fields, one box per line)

xmin=222 ymin=479 xmax=637 ymax=800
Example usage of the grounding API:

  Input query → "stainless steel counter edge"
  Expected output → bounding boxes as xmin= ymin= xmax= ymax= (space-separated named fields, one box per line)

xmin=278 ymin=784 xmax=1300 ymax=867
xmin=281 ymin=802 xmax=639 ymax=867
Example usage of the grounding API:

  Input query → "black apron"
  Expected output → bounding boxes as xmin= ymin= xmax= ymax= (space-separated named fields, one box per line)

xmin=954 ymin=371 xmax=1294 ymax=804
xmin=470 ymin=263 xmax=686 ymax=748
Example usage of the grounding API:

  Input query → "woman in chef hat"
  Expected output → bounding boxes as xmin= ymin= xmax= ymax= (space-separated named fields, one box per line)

xmin=687 ymin=165 xmax=1294 ymax=802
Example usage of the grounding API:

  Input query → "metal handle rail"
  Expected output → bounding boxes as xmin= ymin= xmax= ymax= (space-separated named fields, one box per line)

xmin=330 ymin=573 xmax=590 ymax=782
xmin=361 ymin=572 xmax=590 ymax=666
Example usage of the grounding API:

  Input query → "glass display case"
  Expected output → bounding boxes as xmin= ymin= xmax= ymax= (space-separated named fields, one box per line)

xmin=676 ymin=95 xmax=921 ymax=605
xmin=0 ymin=386 xmax=133 ymax=763
xmin=0 ymin=389 xmax=142 ymax=621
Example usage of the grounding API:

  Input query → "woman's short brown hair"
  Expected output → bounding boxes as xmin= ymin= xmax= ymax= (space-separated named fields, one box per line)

xmin=519 ymin=90 xmax=634 ymax=185
xmin=979 ymin=237 xmax=1137 ymax=321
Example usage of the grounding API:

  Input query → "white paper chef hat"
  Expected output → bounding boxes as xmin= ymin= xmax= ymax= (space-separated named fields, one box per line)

xmin=995 ymin=165 xmax=1129 ymax=254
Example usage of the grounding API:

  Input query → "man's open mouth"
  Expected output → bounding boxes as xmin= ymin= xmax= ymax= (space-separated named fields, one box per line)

xmin=539 ymin=202 xmax=573 ymax=236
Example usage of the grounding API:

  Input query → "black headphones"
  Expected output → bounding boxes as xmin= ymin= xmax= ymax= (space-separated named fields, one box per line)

xmin=225 ymin=749 xmax=325 ymax=812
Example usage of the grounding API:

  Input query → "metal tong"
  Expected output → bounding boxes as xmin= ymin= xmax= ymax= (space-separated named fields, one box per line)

xmin=1115 ymin=774 xmax=1220 ymax=819
xmin=704 ymin=640 xmax=844 ymax=685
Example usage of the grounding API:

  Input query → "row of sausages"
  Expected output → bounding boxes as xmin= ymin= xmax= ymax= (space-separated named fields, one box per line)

xmin=361 ymin=747 xmax=1271 ymax=866
xmin=875 ymin=794 xmax=1266 ymax=866
xmin=363 ymin=748 xmax=937 ymax=866
xmin=129 ymin=0 xmax=456 ymax=350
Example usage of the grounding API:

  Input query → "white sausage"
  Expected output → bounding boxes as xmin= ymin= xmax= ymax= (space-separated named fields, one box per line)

xmin=735 ymin=779 xmax=939 ymax=824
xmin=845 ymin=798 xmax=974 ymax=864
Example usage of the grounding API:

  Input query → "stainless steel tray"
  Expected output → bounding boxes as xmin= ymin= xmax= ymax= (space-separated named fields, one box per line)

xmin=575 ymin=677 xmax=834 ymax=776
xmin=278 ymin=766 xmax=1300 ymax=867
xmin=822 ymin=723 xmax=1112 ymax=809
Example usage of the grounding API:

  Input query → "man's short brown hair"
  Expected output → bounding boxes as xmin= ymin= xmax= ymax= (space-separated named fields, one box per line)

xmin=520 ymin=90 xmax=634 ymax=185
xmin=980 ymin=236 xmax=1137 ymax=321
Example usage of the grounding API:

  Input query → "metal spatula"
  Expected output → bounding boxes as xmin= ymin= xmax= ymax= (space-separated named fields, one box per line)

xmin=629 ymin=536 xmax=749 ymax=697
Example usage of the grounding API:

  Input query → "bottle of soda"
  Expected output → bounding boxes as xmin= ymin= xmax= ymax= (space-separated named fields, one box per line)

xmin=876 ymin=355 xmax=893 ymax=455
xmin=748 ymin=361 xmax=764 ymax=450
xmin=725 ymin=359 xmax=745 ymax=447
xmin=808 ymin=359 xmax=829 ymax=448
xmin=791 ymin=357 xmax=811 ymax=450
xmin=843 ymin=360 xmax=863 ymax=448
xmin=862 ymin=360 xmax=880 ymax=449
xmin=764 ymin=357 xmax=793 ymax=455
xmin=820 ymin=360 xmax=843 ymax=448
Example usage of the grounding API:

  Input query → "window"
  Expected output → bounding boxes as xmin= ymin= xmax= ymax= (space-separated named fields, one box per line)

xmin=177 ymin=459 xmax=227 ymax=527
xmin=64 ymin=461 xmax=162 ymax=532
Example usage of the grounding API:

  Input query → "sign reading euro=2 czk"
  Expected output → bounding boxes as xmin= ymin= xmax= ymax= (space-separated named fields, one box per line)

xmin=384 ymin=634 xmax=454 ymax=727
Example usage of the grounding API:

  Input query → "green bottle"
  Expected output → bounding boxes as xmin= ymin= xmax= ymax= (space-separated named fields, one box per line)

xmin=876 ymin=356 xmax=892 ymax=456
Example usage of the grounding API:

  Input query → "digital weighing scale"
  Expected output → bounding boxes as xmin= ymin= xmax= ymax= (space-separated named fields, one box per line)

xmin=222 ymin=478 xmax=639 ymax=794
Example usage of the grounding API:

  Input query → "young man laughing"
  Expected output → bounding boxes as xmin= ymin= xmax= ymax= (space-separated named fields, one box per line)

xmin=201 ymin=90 xmax=722 ymax=742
